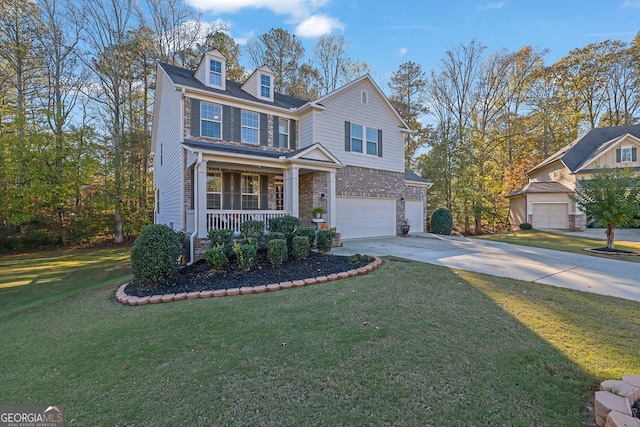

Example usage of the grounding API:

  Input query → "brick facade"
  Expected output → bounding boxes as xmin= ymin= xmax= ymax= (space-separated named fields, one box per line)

xmin=299 ymin=172 xmax=328 ymax=227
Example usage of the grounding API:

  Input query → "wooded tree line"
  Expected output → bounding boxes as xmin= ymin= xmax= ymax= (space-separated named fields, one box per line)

xmin=0 ymin=0 xmax=638 ymax=248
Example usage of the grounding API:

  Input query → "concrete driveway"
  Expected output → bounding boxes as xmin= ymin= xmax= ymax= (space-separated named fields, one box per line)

xmin=332 ymin=233 xmax=640 ymax=303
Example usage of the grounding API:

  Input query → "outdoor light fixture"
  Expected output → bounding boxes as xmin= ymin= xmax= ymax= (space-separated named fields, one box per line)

xmin=400 ymin=197 xmax=405 ymax=204
xmin=320 ymin=193 xmax=326 ymax=200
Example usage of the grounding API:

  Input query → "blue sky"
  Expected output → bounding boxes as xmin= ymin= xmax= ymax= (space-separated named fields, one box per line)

xmin=187 ymin=0 xmax=640 ymax=87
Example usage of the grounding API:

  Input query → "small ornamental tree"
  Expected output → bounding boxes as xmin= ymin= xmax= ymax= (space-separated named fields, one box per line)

xmin=570 ymin=166 xmax=640 ymax=249
xmin=431 ymin=208 xmax=453 ymax=235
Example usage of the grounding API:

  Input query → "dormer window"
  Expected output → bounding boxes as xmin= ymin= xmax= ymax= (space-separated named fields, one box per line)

xmin=260 ymin=75 xmax=271 ymax=99
xmin=209 ymin=60 xmax=222 ymax=86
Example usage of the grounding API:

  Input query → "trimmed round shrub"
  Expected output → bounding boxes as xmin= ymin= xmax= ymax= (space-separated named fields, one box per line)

xmin=207 ymin=228 xmax=234 ymax=253
xmin=131 ymin=224 xmax=182 ymax=285
xmin=204 ymin=246 xmax=229 ymax=270
xmin=233 ymin=242 xmax=256 ymax=271
xmin=295 ymin=226 xmax=316 ymax=248
xmin=268 ymin=215 xmax=301 ymax=235
xmin=431 ymin=208 xmax=453 ymax=235
xmin=240 ymin=219 xmax=265 ymax=242
xmin=316 ymin=229 xmax=334 ymax=255
xmin=267 ymin=232 xmax=286 ymax=242
xmin=519 ymin=222 xmax=533 ymax=230
xmin=292 ymin=235 xmax=310 ymax=260
xmin=267 ymin=238 xmax=288 ymax=266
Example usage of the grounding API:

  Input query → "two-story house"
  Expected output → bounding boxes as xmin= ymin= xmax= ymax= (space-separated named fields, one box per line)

xmin=151 ymin=50 xmax=431 ymax=261
xmin=507 ymin=124 xmax=640 ymax=230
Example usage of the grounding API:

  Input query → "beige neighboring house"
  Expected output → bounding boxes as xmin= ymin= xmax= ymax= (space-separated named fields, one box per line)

xmin=507 ymin=124 xmax=640 ymax=230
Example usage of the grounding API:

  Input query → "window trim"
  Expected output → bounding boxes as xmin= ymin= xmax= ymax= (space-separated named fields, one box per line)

xmin=241 ymin=174 xmax=260 ymax=209
xmin=201 ymin=102 xmax=222 ymax=139
xmin=278 ymin=118 xmax=289 ymax=148
xmin=209 ymin=59 xmax=222 ymax=87
xmin=206 ymin=170 xmax=222 ymax=210
xmin=621 ymin=146 xmax=633 ymax=162
xmin=241 ymin=110 xmax=260 ymax=144
xmin=260 ymin=74 xmax=271 ymax=99
xmin=366 ymin=127 xmax=378 ymax=156
xmin=350 ymin=122 xmax=380 ymax=156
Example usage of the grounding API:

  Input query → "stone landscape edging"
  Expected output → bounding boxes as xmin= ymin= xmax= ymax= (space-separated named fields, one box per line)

xmin=115 ymin=256 xmax=383 ymax=306
xmin=594 ymin=374 xmax=640 ymax=427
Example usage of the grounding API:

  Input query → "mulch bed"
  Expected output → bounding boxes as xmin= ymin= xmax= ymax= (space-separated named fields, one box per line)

xmin=125 ymin=252 xmax=370 ymax=298
xmin=584 ymin=247 xmax=639 ymax=256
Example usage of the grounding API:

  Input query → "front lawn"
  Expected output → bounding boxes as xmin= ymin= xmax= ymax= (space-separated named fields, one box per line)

xmin=475 ymin=229 xmax=640 ymax=263
xmin=1 ymin=248 xmax=639 ymax=425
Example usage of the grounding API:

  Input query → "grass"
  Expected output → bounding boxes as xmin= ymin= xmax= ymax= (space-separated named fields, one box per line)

xmin=474 ymin=229 xmax=640 ymax=263
xmin=1 ymin=249 xmax=639 ymax=425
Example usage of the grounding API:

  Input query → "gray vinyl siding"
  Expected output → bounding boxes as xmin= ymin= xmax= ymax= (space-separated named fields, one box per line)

xmin=299 ymin=81 xmax=405 ymax=173
xmin=153 ymin=67 xmax=185 ymax=230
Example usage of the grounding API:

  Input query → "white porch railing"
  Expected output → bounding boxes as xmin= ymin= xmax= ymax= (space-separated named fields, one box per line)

xmin=206 ymin=210 xmax=289 ymax=234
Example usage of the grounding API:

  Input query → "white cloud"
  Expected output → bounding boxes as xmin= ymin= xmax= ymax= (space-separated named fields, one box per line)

xmin=295 ymin=15 xmax=344 ymax=38
xmin=399 ymin=48 xmax=408 ymax=57
xmin=477 ymin=2 xmax=505 ymax=11
xmin=186 ymin=0 xmax=341 ymax=37
xmin=620 ymin=0 xmax=640 ymax=7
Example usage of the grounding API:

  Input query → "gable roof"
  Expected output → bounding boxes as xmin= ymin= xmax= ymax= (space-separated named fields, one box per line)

xmin=530 ymin=124 xmax=640 ymax=174
xmin=506 ymin=181 xmax=572 ymax=198
xmin=159 ymin=62 xmax=307 ymax=110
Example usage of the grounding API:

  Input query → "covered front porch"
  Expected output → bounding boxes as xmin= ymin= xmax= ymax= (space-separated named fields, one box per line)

xmin=184 ymin=142 xmax=343 ymax=238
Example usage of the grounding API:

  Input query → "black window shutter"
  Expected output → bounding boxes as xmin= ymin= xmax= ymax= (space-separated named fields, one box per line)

xmin=616 ymin=148 xmax=621 ymax=162
xmin=222 ymin=172 xmax=231 ymax=209
xmin=260 ymin=113 xmax=268 ymax=146
xmin=344 ymin=121 xmax=351 ymax=152
xmin=633 ymin=147 xmax=638 ymax=162
xmin=260 ymin=175 xmax=269 ymax=209
xmin=273 ymin=116 xmax=280 ymax=147
xmin=232 ymin=173 xmax=241 ymax=209
xmin=232 ymin=107 xmax=241 ymax=142
xmin=378 ymin=129 xmax=383 ymax=157
xmin=190 ymin=98 xmax=200 ymax=137
xmin=290 ymin=120 xmax=297 ymax=150
xmin=222 ymin=105 xmax=232 ymax=140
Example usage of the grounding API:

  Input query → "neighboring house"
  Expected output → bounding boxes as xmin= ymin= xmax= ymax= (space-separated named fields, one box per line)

xmin=507 ymin=124 xmax=640 ymax=230
xmin=151 ymin=50 xmax=432 ymax=261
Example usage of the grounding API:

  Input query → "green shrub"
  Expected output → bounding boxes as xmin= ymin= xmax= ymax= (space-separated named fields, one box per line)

xmin=292 ymin=235 xmax=310 ymax=260
xmin=431 ymin=208 xmax=453 ymax=235
xmin=240 ymin=220 xmax=265 ymax=241
xmin=268 ymin=215 xmax=300 ymax=235
xmin=295 ymin=226 xmax=316 ymax=248
xmin=207 ymin=229 xmax=234 ymax=254
xmin=519 ymin=222 xmax=533 ymax=230
xmin=267 ymin=239 xmax=288 ymax=266
xmin=204 ymin=246 xmax=229 ymax=270
xmin=131 ymin=224 xmax=182 ymax=285
xmin=316 ymin=229 xmax=334 ymax=255
xmin=267 ymin=232 xmax=286 ymax=242
xmin=348 ymin=254 xmax=372 ymax=263
xmin=233 ymin=242 xmax=256 ymax=271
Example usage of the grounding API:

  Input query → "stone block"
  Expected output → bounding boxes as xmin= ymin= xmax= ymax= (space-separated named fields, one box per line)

xmin=595 ymin=391 xmax=632 ymax=427
xmin=337 ymin=272 xmax=349 ymax=279
xmin=253 ymin=285 xmax=267 ymax=293
xmin=174 ymin=292 xmax=187 ymax=301
xmin=199 ymin=290 xmax=214 ymax=298
xmin=347 ymin=269 xmax=358 ymax=277
xmin=327 ymin=273 xmax=339 ymax=281
xmin=356 ymin=267 xmax=368 ymax=275
xmin=292 ymin=280 xmax=305 ymax=288
xmin=304 ymin=278 xmax=317 ymax=286
xmin=240 ymin=287 xmax=254 ymax=295
xmin=280 ymin=281 xmax=293 ymax=289
xmin=316 ymin=276 xmax=328 ymax=283
xmin=212 ymin=289 xmax=226 ymax=297
xmin=137 ymin=296 xmax=150 ymax=306
xmin=187 ymin=292 xmax=200 ymax=299
xmin=266 ymin=284 xmax=280 ymax=292
xmin=601 ymin=380 xmax=640 ymax=405
xmin=226 ymin=288 xmax=240 ymax=296
xmin=606 ymin=411 xmax=640 ymax=427
xmin=127 ymin=296 xmax=140 ymax=306
xmin=149 ymin=295 xmax=163 ymax=304
xmin=161 ymin=294 xmax=175 ymax=303
xmin=623 ymin=375 xmax=640 ymax=389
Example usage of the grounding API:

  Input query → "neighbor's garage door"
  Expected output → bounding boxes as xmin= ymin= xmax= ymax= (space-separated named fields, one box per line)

xmin=532 ymin=203 xmax=568 ymax=229
xmin=336 ymin=197 xmax=396 ymax=239
xmin=405 ymin=200 xmax=424 ymax=233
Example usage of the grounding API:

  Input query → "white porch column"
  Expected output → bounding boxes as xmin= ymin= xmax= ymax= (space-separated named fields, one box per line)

xmin=196 ymin=161 xmax=208 ymax=238
xmin=327 ymin=170 xmax=336 ymax=228
xmin=284 ymin=166 xmax=299 ymax=218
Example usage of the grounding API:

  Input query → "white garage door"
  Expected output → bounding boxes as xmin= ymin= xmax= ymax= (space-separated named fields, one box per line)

xmin=405 ymin=200 xmax=424 ymax=233
xmin=533 ymin=203 xmax=569 ymax=229
xmin=336 ymin=197 xmax=396 ymax=239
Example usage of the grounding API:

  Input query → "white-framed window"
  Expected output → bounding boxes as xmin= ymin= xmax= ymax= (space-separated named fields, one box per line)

xmin=241 ymin=174 xmax=260 ymax=209
xmin=261 ymin=74 xmax=271 ymax=98
xmin=621 ymin=147 xmax=633 ymax=162
xmin=201 ymin=103 xmax=221 ymax=138
xmin=275 ymin=177 xmax=284 ymax=210
xmin=241 ymin=110 xmax=259 ymax=144
xmin=351 ymin=123 xmax=363 ymax=153
xmin=366 ymin=127 xmax=378 ymax=155
xmin=209 ymin=59 xmax=222 ymax=86
xmin=206 ymin=170 xmax=222 ymax=209
xmin=278 ymin=118 xmax=289 ymax=148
